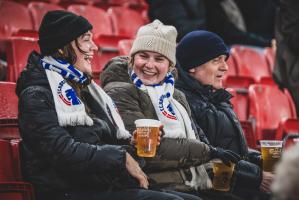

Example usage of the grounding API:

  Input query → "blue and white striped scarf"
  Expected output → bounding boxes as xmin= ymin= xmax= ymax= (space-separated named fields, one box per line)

xmin=40 ymin=56 xmax=131 ymax=139
xmin=130 ymin=70 xmax=196 ymax=139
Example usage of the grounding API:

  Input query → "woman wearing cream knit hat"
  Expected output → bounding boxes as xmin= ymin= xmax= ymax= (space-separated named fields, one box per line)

xmin=100 ymin=20 xmax=239 ymax=197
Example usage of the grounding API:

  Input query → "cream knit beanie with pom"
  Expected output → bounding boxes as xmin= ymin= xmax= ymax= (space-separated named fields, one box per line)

xmin=130 ymin=19 xmax=177 ymax=65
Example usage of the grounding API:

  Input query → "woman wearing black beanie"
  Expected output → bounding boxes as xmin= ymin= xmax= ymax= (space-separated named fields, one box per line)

xmin=15 ymin=10 xmax=196 ymax=200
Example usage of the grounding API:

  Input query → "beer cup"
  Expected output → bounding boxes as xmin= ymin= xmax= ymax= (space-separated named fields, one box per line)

xmin=260 ymin=140 xmax=283 ymax=172
xmin=212 ymin=159 xmax=235 ymax=192
xmin=134 ymin=119 xmax=161 ymax=157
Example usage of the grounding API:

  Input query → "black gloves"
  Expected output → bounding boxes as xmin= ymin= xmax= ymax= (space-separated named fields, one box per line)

xmin=210 ymin=146 xmax=241 ymax=166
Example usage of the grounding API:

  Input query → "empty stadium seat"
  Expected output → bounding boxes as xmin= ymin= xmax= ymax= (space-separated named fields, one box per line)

xmin=227 ymin=88 xmax=257 ymax=149
xmin=0 ymin=1 xmax=33 ymax=40
xmin=107 ymin=7 xmax=145 ymax=38
xmin=28 ymin=2 xmax=64 ymax=31
xmin=118 ymin=39 xmax=133 ymax=55
xmin=6 ymin=36 xmax=39 ymax=82
xmin=231 ymin=45 xmax=271 ymax=82
xmin=0 ymin=82 xmax=19 ymax=139
xmin=0 ymin=82 xmax=18 ymax=120
xmin=227 ymin=88 xmax=249 ymax=121
xmin=0 ymin=139 xmax=35 ymax=200
xmin=248 ymin=84 xmax=297 ymax=141
xmin=264 ymin=47 xmax=276 ymax=72
xmin=67 ymin=5 xmax=113 ymax=38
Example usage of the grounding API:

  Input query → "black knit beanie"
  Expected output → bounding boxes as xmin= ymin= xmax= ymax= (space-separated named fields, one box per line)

xmin=176 ymin=30 xmax=230 ymax=71
xmin=38 ymin=10 xmax=93 ymax=55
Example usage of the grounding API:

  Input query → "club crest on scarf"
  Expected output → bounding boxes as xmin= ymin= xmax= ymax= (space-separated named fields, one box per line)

xmin=57 ymin=79 xmax=81 ymax=106
xmin=159 ymin=92 xmax=177 ymax=120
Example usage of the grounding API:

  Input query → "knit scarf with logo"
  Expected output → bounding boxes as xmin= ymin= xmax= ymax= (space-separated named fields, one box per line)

xmin=41 ymin=56 xmax=131 ymax=139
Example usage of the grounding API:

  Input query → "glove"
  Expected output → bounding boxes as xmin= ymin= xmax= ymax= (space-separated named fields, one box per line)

xmin=210 ymin=146 xmax=241 ymax=166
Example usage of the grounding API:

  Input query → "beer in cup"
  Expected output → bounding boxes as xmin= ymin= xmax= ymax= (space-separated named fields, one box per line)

xmin=134 ymin=119 xmax=161 ymax=157
xmin=212 ymin=159 xmax=235 ymax=192
xmin=260 ymin=140 xmax=283 ymax=172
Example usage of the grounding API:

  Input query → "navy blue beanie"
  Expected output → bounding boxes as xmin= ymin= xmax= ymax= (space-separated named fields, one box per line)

xmin=176 ymin=30 xmax=230 ymax=71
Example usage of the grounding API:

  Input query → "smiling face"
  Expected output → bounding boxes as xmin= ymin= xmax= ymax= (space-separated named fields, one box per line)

xmin=71 ymin=31 xmax=98 ymax=76
xmin=133 ymin=51 xmax=170 ymax=85
xmin=188 ymin=55 xmax=228 ymax=89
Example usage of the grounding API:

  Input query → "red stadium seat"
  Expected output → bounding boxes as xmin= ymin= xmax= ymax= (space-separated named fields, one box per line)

xmin=0 ymin=139 xmax=35 ymax=200
xmin=264 ymin=47 xmax=276 ymax=72
xmin=227 ymin=88 xmax=249 ymax=121
xmin=67 ymin=5 xmax=113 ymax=38
xmin=28 ymin=2 xmax=64 ymax=31
xmin=231 ymin=45 xmax=271 ymax=82
xmin=6 ymin=37 xmax=39 ymax=82
xmin=0 ymin=1 xmax=33 ymax=40
xmin=107 ymin=7 xmax=145 ymax=38
xmin=0 ymin=139 xmax=15 ymax=180
xmin=248 ymin=84 xmax=296 ymax=141
xmin=0 ymin=82 xmax=18 ymax=120
xmin=118 ymin=39 xmax=133 ymax=55
xmin=0 ymin=82 xmax=19 ymax=139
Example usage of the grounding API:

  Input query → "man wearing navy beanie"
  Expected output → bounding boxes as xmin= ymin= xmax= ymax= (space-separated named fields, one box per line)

xmin=175 ymin=30 xmax=273 ymax=200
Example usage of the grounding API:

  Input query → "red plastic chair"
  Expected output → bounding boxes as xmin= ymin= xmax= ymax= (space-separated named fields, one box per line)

xmin=248 ymin=84 xmax=296 ymax=141
xmin=0 ymin=82 xmax=19 ymax=139
xmin=0 ymin=82 xmax=18 ymax=120
xmin=227 ymin=87 xmax=257 ymax=149
xmin=264 ymin=47 xmax=276 ymax=72
xmin=227 ymin=88 xmax=249 ymax=122
xmin=118 ymin=39 xmax=133 ymax=55
xmin=0 ymin=1 xmax=33 ymax=40
xmin=0 ymin=139 xmax=35 ymax=200
xmin=107 ymin=6 xmax=145 ymax=38
xmin=6 ymin=37 xmax=39 ymax=82
xmin=28 ymin=2 xmax=64 ymax=31
xmin=67 ymin=5 xmax=113 ymax=38
xmin=231 ymin=45 xmax=271 ymax=82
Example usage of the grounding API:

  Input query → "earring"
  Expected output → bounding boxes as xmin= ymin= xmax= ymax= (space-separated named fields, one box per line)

xmin=58 ymin=49 xmax=64 ymax=55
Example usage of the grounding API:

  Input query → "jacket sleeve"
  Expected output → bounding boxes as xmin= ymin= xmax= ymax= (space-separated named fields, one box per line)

xmin=18 ymin=86 xmax=127 ymax=173
xmin=104 ymin=85 xmax=212 ymax=169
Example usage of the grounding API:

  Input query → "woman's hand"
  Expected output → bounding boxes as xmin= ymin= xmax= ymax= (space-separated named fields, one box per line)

xmin=131 ymin=125 xmax=164 ymax=146
xmin=125 ymin=152 xmax=149 ymax=189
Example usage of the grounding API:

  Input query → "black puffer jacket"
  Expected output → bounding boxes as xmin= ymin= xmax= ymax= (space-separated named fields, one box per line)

xmin=175 ymin=67 xmax=248 ymax=157
xmin=175 ymin=65 xmax=262 ymax=195
xmin=16 ymin=51 xmax=137 ymax=199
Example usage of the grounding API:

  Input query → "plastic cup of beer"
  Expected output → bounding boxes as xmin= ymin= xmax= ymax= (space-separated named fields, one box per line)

xmin=260 ymin=140 xmax=283 ymax=172
xmin=134 ymin=119 xmax=161 ymax=157
xmin=212 ymin=159 xmax=235 ymax=192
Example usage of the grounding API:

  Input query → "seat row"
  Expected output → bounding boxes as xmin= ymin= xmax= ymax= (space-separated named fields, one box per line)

xmin=0 ymin=1 xmax=147 ymax=40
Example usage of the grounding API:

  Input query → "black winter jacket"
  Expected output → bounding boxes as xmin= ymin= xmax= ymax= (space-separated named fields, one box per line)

xmin=175 ymin=65 xmax=262 ymax=194
xmin=175 ymin=67 xmax=248 ymax=157
xmin=16 ymin=52 xmax=138 ymax=199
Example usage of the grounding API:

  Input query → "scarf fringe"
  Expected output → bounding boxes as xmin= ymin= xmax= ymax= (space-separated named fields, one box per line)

xmin=58 ymin=111 xmax=93 ymax=127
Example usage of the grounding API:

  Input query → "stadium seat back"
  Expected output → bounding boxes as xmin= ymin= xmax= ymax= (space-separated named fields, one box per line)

xmin=67 ymin=5 xmax=113 ymax=37
xmin=107 ymin=7 xmax=145 ymax=37
xmin=28 ymin=2 xmax=64 ymax=31
xmin=118 ymin=39 xmax=133 ymax=55
xmin=6 ymin=37 xmax=39 ymax=82
xmin=0 ymin=1 xmax=33 ymax=39
xmin=249 ymin=84 xmax=295 ymax=140
xmin=232 ymin=46 xmax=271 ymax=82
xmin=0 ymin=82 xmax=18 ymax=120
